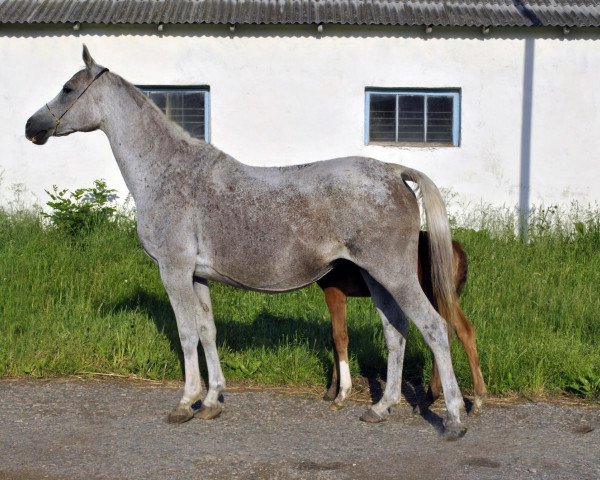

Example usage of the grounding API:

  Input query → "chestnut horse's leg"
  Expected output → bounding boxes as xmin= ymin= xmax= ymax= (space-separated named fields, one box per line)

xmin=323 ymin=342 xmax=339 ymax=401
xmin=323 ymin=287 xmax=352 ymax=409
xmin=426 ymin=240 xmax=486 ymax=413
xmin=429 ymin=305 xmax=487 ymax=413
xmin=453 ymin=306 xmax=487 ymax=413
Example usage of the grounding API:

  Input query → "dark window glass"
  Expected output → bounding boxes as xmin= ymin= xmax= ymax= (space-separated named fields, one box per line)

xmin=397 ymin=95 xmax=425 ymax=143
xmin=426 ymin=96 xmax=453 ymax=143
xmin=369 ymin=94 xmax=396 ymax=142
xmin=148 ymin=91 xmax=166 ymax=110
xmin=138 ymin=87 xmax=207 ymax=141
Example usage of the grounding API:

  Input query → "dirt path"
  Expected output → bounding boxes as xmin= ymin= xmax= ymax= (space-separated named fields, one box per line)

xmin=0 ymin=378 xmax=598 ymax=479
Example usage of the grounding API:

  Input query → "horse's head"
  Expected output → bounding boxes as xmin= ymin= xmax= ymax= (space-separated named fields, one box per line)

xmin=25 ymin=45 xmax=108 ymax=145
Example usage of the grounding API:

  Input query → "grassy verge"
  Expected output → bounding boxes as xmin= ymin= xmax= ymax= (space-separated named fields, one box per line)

xmin=1 ymin=206 xmax=599 ymax=399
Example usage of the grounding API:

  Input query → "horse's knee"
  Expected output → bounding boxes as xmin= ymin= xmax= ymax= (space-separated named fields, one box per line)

xmin=384 ymin=335 xmax=407 ymax=360
xmin=198 ymin=324 xmax=216 ymax=342
xmin=178 ymin=331 xmax=199 ymax=354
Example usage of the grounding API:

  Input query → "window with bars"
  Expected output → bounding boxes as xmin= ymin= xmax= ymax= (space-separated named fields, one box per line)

xmin=365 ymin=89 xmax=460 ymax=146
xmin=136 ymin=86 xmax=210 ymax=142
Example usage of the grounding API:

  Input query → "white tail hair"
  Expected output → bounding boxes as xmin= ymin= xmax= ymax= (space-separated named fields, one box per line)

xmin=401 ymin=168 xmax=457 ymax=323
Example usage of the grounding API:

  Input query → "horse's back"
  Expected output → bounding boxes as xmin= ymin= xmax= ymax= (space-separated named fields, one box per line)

xmin=178 ymin=154 xmax=421 ymax=292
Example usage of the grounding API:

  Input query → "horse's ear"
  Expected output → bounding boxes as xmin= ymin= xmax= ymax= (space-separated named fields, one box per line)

xmin=82 ymin=44 xmax=96 ymax=70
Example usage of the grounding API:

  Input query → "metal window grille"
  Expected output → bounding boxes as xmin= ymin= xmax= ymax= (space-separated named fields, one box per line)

xmin=366 ymin=89 xmax=460 ymax=146
xmin=136 ymin=86 xmax=210 ymax=142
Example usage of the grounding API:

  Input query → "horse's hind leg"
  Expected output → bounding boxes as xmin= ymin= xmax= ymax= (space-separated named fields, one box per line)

xmin=359 ymin=274 xmax=408 ymax=423
xmin=428 ymin=305 xmax=486 ymax=414
xmin=192 ymin=278 xmax=226 ymax=420
xmin=322 ymin=287 xmax=343 ymax=401
xmin=366 ymin=272 xmax=467 ymax=439
xmin=451 ymin=305 xmax=486 ymax=414
xmin=426 ymin=328 xmax=451 ymax=405
xmin=323 ymin=348 xmax=339 ymax=401
xmin=403 ymin=283 xmax=466 ymax=439
xmin=323 ymin=287 xmax=352 ymax=409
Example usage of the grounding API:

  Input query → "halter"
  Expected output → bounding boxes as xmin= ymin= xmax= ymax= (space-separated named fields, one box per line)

xmin=46 ymin=67 xmax=109 ymax=136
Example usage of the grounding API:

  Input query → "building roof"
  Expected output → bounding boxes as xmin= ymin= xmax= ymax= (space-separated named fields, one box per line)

xmin=0 ymin=0 xmax=599 ymax=28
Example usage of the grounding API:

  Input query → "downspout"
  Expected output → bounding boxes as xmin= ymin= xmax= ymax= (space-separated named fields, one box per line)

xmin=519 ymin=38 xmax=535 ymax=242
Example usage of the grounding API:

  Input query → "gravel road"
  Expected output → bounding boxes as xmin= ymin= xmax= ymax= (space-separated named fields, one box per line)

xmin=0 ymin=378 xmax=598 ymax=480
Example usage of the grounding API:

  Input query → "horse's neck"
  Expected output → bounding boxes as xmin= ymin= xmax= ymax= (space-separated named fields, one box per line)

xmin=98 ymin=75 xmax=219 ymax=204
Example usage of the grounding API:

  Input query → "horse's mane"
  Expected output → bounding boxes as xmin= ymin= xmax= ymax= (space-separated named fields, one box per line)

xmin=113 ymin=73 xmax=206 ymax=149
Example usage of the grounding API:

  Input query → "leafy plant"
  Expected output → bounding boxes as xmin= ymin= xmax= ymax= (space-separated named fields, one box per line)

xmin=567 ymin=371 xmax=600 ymax=399
xmin=43 ymin=180 xmax=117 ymax=235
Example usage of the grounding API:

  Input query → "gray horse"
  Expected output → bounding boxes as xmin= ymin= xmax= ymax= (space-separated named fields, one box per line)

xmin=26 ymin=46 xmax=467 ymax=439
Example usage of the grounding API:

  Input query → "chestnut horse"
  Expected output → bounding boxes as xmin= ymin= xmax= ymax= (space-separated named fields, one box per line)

xmin=318 ymin=232 xmax=486 ymax=413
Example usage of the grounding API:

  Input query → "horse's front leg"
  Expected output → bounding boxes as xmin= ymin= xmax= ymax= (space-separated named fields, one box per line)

xmin=159 ymin=263 xmax=204 ymax=423
xmin=192 ymin=278 xmax=226 ymax=420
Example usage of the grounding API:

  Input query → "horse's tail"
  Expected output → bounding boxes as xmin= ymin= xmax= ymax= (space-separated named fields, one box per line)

xmin=401 ymin=167 xmax=458 ymax=327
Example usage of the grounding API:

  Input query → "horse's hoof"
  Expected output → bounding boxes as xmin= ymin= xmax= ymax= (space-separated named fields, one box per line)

xmin=360 ymin=408 xmax=386 ymax=424
xmin=166 ymin=406 xmax=194 ymax=424
xmin=330 ymin=399 xmax=346 ymax=411
xmin=194 ymin=403 xmax=223 ymax=420
xmin=443 ymin=422 xmax=467 ymax=441
xmin=323 ymin=387 xmax=337 ymax=402
xmin=469 ymin=395 xmax=485 ymax=416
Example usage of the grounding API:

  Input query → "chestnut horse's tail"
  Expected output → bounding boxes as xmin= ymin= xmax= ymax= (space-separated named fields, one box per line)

xmin=401 ymin=167 xmax=458 ymax=325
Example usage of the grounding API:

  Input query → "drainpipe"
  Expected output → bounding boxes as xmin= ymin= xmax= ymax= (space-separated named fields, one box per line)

xmin=519 ymin=38 xmax=535 ymax=242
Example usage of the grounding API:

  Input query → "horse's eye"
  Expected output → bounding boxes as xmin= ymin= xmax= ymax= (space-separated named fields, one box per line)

xmin=62 ymin=86 xmax=73 ymax=94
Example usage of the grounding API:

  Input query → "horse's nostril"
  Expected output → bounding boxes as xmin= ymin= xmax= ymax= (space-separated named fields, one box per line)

xmin=26 ymin=118 xmax=31 ymax=128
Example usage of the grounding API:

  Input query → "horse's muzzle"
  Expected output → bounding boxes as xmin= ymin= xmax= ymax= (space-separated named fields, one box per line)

xmin=25 ymin=116 xmax=53 ymax=145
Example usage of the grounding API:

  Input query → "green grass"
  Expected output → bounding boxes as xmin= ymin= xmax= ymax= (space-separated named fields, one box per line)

xmin=1 ymin=205 xmax=599 ymax=398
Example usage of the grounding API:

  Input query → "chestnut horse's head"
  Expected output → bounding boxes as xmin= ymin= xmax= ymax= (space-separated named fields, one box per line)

xmin=25 ymin=45 xmax=108 ymax=145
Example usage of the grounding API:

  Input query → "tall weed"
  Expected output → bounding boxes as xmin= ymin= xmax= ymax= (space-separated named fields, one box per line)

xmin=43 ymin=180 xmax=118 ymax=235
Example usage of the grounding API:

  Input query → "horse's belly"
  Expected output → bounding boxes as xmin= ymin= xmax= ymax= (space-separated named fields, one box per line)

xmin=194 ymin=238 xmax=341 ymax=294
xmin=194 ymin=258 xmax=334 ymax=293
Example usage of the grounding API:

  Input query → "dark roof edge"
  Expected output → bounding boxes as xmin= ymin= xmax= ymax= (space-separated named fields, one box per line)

xmin=1 ymin=1 xmax=600 ymax=29
xmin=3 ymin=20 xmax=600 ymax=28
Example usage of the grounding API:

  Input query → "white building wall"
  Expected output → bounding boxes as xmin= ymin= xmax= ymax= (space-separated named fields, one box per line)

xmin=1 ymin=25 xmax=599 ymax=213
